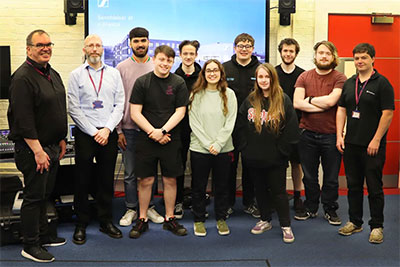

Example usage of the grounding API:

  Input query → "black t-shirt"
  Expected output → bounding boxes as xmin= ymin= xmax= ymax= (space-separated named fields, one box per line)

xmin=338 ymin=70 xmax=395 ymax=146
xmin=130 ymin=72 xmax=188 ymax=140
xmin=275 ymin=65 xmax=305 ymax=102
xmin=275 ymin=64 xmax=304 ymax=121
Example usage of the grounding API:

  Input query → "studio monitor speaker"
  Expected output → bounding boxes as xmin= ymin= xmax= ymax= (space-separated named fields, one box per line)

xmin=278 ymin=0 xmax=296 ymax=14
xmin=64 ymin=0 xmax=85 ymax=14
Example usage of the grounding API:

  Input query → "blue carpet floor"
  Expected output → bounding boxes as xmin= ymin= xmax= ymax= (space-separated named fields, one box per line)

xmin=1 ymin=195 xmax=399 ymax=266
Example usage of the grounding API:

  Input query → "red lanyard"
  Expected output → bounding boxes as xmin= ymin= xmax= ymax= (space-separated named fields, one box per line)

xmin=87 ymin=67 xmax=104 ymax=97
xmin=355 ymin=71 xmax=374 ymax=108
xmin=26 ymin=60 xmax=51 ymax=81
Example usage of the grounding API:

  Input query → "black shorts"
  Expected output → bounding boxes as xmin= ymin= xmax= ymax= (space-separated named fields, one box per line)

xmin=135 ymin=138 xmax=183 ymax=178
xmin=288 ymin=143 xmax=301 ymax=164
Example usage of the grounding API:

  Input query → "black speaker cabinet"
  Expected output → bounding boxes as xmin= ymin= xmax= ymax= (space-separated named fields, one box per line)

xmin=278 ymin=0 xmax=296 ymax=14
xmin=0 ymin=46 xmax=11 ymax=99
xmin=64 ymin=0 xmax=85 ymax=13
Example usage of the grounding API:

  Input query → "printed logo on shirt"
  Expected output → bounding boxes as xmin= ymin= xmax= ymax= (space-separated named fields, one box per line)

xmin=226 ymin=77 xmax=235 ymax=81
xmin=250 ymin=77 xmax=256 ymax=81
xmin=247 ymin=108 xmax=275 ymax=125
xmin=166 ymin=85 xmax=174 ymax=95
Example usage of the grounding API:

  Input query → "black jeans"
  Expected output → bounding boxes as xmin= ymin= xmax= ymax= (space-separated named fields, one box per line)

xmin=343 ymin=143 xmax=386 ymax=229
xmin=14 ymin=142 xmax=60 ymax=248
xmin=249 ymin=165 xmax=290 ymax=227
xmin=176 ymin=124 xmax=190 ymax=204
xmin=191 ymin=151 xmax=231 ymax=222
xmin=74 ymin=128 xmax=118 ymax=226
xmin=228 ymin=150 xmax=255 ymax=207
xmin=298 ymin=130 xmax=341 ymax=213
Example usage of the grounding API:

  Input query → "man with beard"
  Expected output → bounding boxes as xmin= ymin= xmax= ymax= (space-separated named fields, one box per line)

xmin=275 ymin=38 xmax=306 ymax=219
xmin=223 ymin=33 xmax=260 ymax=218
xmin=68 ymin=34 xmax=125 ymax=244
xmin=8 ymin=29 xmax=67 ymax=263
xmin=173 ymin=40 xmax=201 ymax=219
xmin=116 ymin=27 xmax=163 ymax=227
xmin=293 ymin=41 xmax=346 ymax=225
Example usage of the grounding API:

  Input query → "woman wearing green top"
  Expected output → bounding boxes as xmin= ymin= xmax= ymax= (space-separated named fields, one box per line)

xmin=188 ymin=59 xmax=237 ymax=237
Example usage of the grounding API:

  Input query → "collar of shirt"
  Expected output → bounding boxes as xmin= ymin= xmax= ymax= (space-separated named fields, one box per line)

xmin=83 ymin=60 xmax=107 ymax=71
xmin=26 ymin=57 xmax=51 ymax=75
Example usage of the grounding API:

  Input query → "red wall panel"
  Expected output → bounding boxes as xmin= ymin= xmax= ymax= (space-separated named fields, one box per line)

xmin=328 ymin=14 xmax=400 ymax=58
xmin=328 ymin=14 xmax=399 ymax=181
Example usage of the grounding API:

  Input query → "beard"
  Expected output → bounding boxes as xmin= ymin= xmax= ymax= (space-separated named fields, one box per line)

xmin=132 ymin=46 xmax=148 ymax=58
xmin=87 ymin=54 xmax=101 ymax=64
xmin=281 ymin=55 xmax=295 ymax=65
xmin=314 ymin=59 xmax=336 ymax=70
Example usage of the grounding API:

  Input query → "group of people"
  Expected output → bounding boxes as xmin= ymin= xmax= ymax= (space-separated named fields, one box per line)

xmin=7 ymin=28 xmax=394 ymax=263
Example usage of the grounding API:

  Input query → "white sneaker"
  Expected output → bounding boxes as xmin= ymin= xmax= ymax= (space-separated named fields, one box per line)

xmin=119 ymin=209 xmax=137 ymax=226
xmin=147 ymin=206 xmax=164 ymax=224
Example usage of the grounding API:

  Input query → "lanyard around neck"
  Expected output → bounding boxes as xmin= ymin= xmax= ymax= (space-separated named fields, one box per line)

xmin=87 ymin=67 xmax=104 ymax=97
xmin=26 ymin=60 xmax=51 ymax=81
xmin=355 ymin=71 xmax=374 ymax=108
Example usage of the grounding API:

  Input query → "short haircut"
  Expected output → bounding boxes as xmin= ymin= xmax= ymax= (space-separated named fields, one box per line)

xmin=352 ymin=43 xmax=375 ymax=58
xmin=26 ymin=29 xmax=49 ymax=46
xmin=234 ymin=33 xmax=255 ymax=46
xmin=129 ymin=27 xmax=149 ymax=40
xmin=84 ymin=34 xmax=102 ymax=45
xmin=178 ymin=40 xmax=200 ymax=53
xmin=313 ymin=40 xmax=340 ymax=68
xmin=278 ymin=38 xmax=300 ymax=54
xmin=154 ymin=45 xmax=175 ymax=58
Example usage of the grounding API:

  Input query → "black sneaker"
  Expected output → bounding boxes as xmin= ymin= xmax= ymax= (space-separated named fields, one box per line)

xmin=21 ymin=246 xmax=55 ymax=263
xmin=41 ymin=236 xmax=67 ymax=247
xmin=294 ymin=210 xmax=318 ymax=221
xmin=293 ymin=197 xmax=304 ymax=211
xmin=325 ymin=210 xmax=342 ymax=225
xmin=244 ymin=204 xmax=261 ymax=218
xmin=129 ymin=218 xmax=149 ymax=239
xmin=163 ymin=217 xmax=187 ymax=236
xmin=174 ymin=203 xmax=184 ymax=219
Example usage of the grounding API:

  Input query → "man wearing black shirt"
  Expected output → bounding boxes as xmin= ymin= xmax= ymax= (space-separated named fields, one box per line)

xmin=174 ymin=40 xmax=201 ymax=219
xmin=129 ymin=45 xmax=188 ymax=238
xmin=8 ymin=29 xmax=67 ymax=263
xmin=223 ymin=33 xmax=260 ymax=218
xmin=337 ymin=43 xmax=394 ymax=244
xmin=275 ymin=38 xmax=305 ymax=218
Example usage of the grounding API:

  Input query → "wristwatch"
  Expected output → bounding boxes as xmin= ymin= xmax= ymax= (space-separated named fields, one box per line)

xmin=161 ymin=128 xmax=168 ymax=135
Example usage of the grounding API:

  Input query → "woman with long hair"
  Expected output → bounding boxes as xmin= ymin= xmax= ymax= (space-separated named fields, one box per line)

xmin=236 ymin=63 xmax=299 ymax=243
xmin=189 ymin=59 xmax=237 ymax=236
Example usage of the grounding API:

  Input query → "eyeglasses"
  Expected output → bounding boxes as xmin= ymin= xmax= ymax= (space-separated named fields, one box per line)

xmin=236 ymin=44 xmax=253 ymax=50
xmin=29 ymin=43 xmax=54 ymax=49
xmin=205 ymin=68 xmax=220 ymax=74
xmin=85 ymin=44 xmax=103 ymax=49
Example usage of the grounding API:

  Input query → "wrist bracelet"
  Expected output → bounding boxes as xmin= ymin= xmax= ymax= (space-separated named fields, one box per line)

xmin=309 ymin=96 xmax=314 ymax=104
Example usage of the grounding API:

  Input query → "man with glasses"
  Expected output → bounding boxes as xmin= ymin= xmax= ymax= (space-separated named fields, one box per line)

xmin=223 ymin=33 xmax=260 ymax=218
xmin=68 ymin=34 xmax=125 ymax=245
xmin=8 ymin=29 xmax=67 ymax=262
xmin=116 ymin=27 xmax=163 ymax=227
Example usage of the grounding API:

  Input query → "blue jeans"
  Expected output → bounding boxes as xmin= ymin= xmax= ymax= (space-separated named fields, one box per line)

xmin=122 ymin=129 xmax=156 ymax=210
xmin=298 ymin=130 xmax=341 ymax=213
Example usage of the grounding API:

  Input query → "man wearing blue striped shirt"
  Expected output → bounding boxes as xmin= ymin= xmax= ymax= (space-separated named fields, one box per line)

xmin=68 ymin=34 xmax=125 ymax=245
